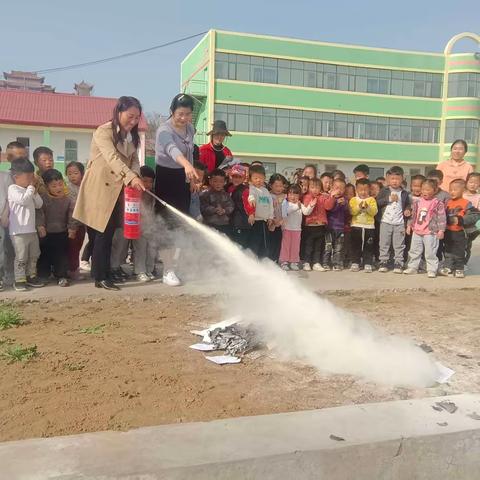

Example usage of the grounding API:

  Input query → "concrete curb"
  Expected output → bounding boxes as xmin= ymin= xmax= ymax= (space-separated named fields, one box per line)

xmin=1 ymin=394 xmax=480 ymax=479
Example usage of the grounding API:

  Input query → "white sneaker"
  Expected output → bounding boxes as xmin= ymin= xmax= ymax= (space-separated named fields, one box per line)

xmin=163 ymin=270 xmax=181 ymax=287
xmin=80 ymin=261 xmax=91 ymax=272
xmin=403 ymin=268 xmax=417 ymax=275
xmin=439 ymin=267 xmax=451 ymax=277
xmin=146 ymin=273 xmax=155 ymax=281
xmin=290 ymin=262 xmax=300 ymax=271
xmin=427 ymin=271 xmax=436 ymax=278
xmin=136 ymin=273 xmax=151 ymax=282
xmin=280 ymin=262 xmax=290 ymax=271
xmin=312 ymin=263 xmax=326 ymax=272
xmin=364 ymin=264 xmax=373 ymax=273
xmin=350 ymin=263 xmax=360 ymax=272
xmin=303 ymin=263 xmax=311 ymax=271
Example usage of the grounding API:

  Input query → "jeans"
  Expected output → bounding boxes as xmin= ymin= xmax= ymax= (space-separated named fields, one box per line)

xmin=444 ymin=230 xmax=466 ymax=271
xmin=323 ymin=229 xmax=345 ymax=268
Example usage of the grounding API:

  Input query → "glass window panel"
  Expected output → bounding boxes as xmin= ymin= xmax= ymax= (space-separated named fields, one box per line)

xmin=278 ymin=67 xmax=290 ymax=85
xmin=377 ymin=124 xmax=388 ymax=140
xmin=228 ymin=63 xmax=236 ymax=79
xmin=236 ymin=63 xmax=250 ymax=81
xmin=403 ymin=71 xmax=414 ymax=80
xmin=237 ymin=54 xmax=250 ymax=64
xmin=316 ymin=63 xmax=324 ymax=72
xmin=315 ymin=120 xmax=323 ymax=136
xmin=316 ymin=72 xmax=324 ymax=88
xmin=252 ymin=66 xmax=263 ymax=82
xmin=250 ymin=115 xmax=262 ymax=132
xmin=277 ymin=117 xmax=289 ymax=134
xmin=367 ymin=78 xmax=379 ymax=93
xmin=414 ymin=72 xmax=426 ymax=81
xmin=413 ymin=81 xmax=425 ymax=97
xmin=365 ymin=123 xmax=377 ymax=139
xmin=411 ymin=126 xmax=422 ymax=142
xmin=431 ymin=81 xmax=442 ymax=97
xmin=337 ymin=66 xmax=348 ymax=74
xmin=235 ymin=114 xmax=249 ymax=131
xmin=250 ymin=106 xmax=262 ymax=116
xmin=290 ymin=109 xmax=303 ymax=119
xmin=290 ymin=118 xmax=302 ymax=135
xmin=400 ymin=125 xmax=411 ymax=142
xmin=354 ymin=123 xmax=365 ymax=139
xmin=355 ymin=67 xmax=367 ymax=76
xmin=403 ymin=80 xmax=414 ymax=96
xmin=251 ymin=56 xmax=263 ymax=65
xmin=335 ymin=121 xmax=347 ymax=138
xmin=347 ymin=123 xmax=354 ymax=138
xmin=304 ymin=62 xmax=316 ymax=71
xmin=324 ymin=73 xmax=336 ymax=89
xmin=291 ymin=69 xmax=304 ymax=86
xmin=304 ymin=71 xmax=316 ymax=88
xmin=324 ymin=64 xmax=336 ymax=73
xmin=378 ymin=79 xmax=390 ymax=94
xmin=391 ymin=79 xmax=403 ymax=95
xmin=368 ymin=69 xmax=380 ymax=78
xmin=303 ymin=119 xmax=315 ymax=136
xmin=379 ymin=69 xmax=391 ymax=79
xmin=278 ymin=59 xmax=290 ymax=68
xmin=216 ymin=52 xmax=228 ymax=61
xmin=337 ymin=74 xmax=349 ymax=91
xmin=389 ymin=125 xmax=401 ymax=141
xmin=264 ymin=58 xmax=277 ymax=67
xmin=348 ymin=75 xmax=356 ymax=91
xmin=227 ymin=104 xmax=237 ymax=114
xmin=355 ymin=76 xmax=367 ymax=92
xmin=392 ymin=71 xmax=403 ymax=80
xmin=236 ymin=105 xmax=249 ymax=114
xmin=292 ymin=61 xmax=304 ymax=69
xmin=263 ymin=68 xmax=277 ymax=84
xmin=215 ymin=61 xmax=228 ymax=79
xmin=262 ymin=115 xmax=276 ymax=134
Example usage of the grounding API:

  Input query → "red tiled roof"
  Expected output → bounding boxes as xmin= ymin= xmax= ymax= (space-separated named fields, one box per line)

xmin=0 ymin=90 xmax=147 ymax=131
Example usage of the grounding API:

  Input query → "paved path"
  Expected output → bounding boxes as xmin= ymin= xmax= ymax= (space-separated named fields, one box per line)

xmin=2 ymin=244 xmax=479 ymax=301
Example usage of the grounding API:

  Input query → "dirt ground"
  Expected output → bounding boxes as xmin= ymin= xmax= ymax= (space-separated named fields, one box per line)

xmin=0 ymin=288 xmax=479 ymax=442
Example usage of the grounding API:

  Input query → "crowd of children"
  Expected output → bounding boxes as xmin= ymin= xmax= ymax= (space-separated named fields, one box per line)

xmin=1 ymin=138 xmax=480 ymax=292
xmin=195 ymin=143 xmax=480 ymax=280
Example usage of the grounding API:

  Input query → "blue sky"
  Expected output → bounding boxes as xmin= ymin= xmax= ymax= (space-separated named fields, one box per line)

xmin=1 ymin=0 xmax=479 ymax=113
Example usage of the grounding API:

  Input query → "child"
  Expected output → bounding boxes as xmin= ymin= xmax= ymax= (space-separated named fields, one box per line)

xmin=229 ymin=164 xmax=251 ymax=248
xmin=353 ymin=164 xmax=369 ymax=180
xmin=464 ymin=172 xmax=480 ymax=264
xmin=37 ymin=169 xmax=77 ymax=287
xmin=1 ymin=142 xmax=28 ymax=291
xmin=200 ymin=169 xmax=234 ymax=236
xmin=320 ymin=172 xmax=333 ymax=194
xmin=323 ymin=178 xmax=348 ymax=271
xmin=427 ymin=170 xmax=450 ymax=205
xmin=349 ymin=179 xmax=377 ymax=272
xmin=134 ymin=166 xmax=157 ymax=282
xmin=404 ymin=179 xmax=446 ymax=278
xmin=410 ymin=175 xmax=426 ymax=204
xmin=369 ymin=181 xmax=382 ymax=199
xmin=7 ymin=158 xmax=44 ymax=291
xmin=332 ymin=169 xmax=346 ymax=181
xmin=189 ymin=161 xmax=208 ymax=221
xmin=464 ymin=172 xmax=480 ymax=209
xmin=302 ymin=178 xmax=335 ymax=271
xmin=440 ymin=179 xmax=471 ymax=278
xmin=343 ymin=183 xmax=356 ymax=268
xmin=32 ymin=146 xmax=54 ymax=195
xmin=268 ymin=174 xmax=288 ymax=263
xmin=279 ymin=184 xmax=312 ymax=271
xmin=298 ymin=176 xmax=310 ymax=197
xmin=376 ymin=166 xmax=411 ymax=273
xmin=247 ymin=165 xmax=274 ymax=258
xmin=65 ymin=161 xmax=85 ymax=279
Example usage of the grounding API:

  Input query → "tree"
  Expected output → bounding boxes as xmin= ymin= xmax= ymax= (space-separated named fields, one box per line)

xmin=145 ymin=112 xmax=168 ymax=156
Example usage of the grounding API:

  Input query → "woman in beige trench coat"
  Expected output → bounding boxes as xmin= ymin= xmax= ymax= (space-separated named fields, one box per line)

xmin=73 ymin=96 xmax=145 ymax=290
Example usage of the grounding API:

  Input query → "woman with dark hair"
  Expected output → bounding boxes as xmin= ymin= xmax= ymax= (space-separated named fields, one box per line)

xmin=154 ymin=93 xmax=199 ymax=286
xmin=199 ymin=120 xmax=233 ymax=172
xmin=436 ymin=139 xmax=473 ymax=191
xmin=73 ymin=96 xmax=144 ymax=290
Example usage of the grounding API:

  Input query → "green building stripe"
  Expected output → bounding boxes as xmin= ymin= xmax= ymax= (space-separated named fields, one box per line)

xmin=216 ymin=32 xmax=445 ymax=72
xmin=215 ymin=81 xmax=442 ymax=118
xmin=181 ymin=32 xmax=211 ymax=86
xmin=227 ymin=132 xmax=440 ymax=164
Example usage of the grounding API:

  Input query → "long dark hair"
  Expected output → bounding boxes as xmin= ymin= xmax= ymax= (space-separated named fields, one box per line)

xmin=111 ymin=96 xmax=142 ymax=149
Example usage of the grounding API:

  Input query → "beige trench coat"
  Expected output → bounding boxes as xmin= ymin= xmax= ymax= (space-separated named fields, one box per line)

xmin=73 ymin=122 xmax=140 ymax=232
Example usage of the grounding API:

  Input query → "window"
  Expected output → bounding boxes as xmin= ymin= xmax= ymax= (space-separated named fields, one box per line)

xmin=263 ymin=162 xmax=277 ymax=176
xmin=448 ymin=72 xmax=480 ymax=98
xmin=215 ymin=52 xmax=444 ymax=98
xmin=370 ymin=167 xmax=385 ymax=180
xmin=214 ymin=104 xmax=440 ymax=144
xmin=445 ymin=119 xmax=480 ymax=144
xmin=65 ymin=139 xmax=78 ymax=162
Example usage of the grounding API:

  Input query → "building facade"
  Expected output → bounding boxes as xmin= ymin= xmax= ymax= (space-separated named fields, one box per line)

xmin=181 ymin=30 xmax=480 ymax=181
xmin=0 ymin=90 xmax=146 ymax=172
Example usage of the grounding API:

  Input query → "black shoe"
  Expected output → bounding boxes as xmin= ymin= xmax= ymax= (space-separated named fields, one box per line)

xmin=26 ymin=276 xmax=46 ymax=288
xmin=14 ymin=281 xmax=28 ymax=292
xmin=95 ymin=280 xmax=120 ymax=291
xmin=110 ymin=269 xmax=126 ymax=283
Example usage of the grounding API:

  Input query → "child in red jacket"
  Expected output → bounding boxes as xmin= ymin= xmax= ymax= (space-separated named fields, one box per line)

xmin=301 ymin=178 xmax=335 ymax=271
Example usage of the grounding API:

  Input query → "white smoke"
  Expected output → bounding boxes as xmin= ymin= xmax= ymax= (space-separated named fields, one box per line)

xmin=147 ymin=202 xmax=440 ymax=388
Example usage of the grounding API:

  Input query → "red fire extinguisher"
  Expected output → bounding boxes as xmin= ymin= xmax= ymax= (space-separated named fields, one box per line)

xmin=124 ymin=186 xmax=141 ymax=239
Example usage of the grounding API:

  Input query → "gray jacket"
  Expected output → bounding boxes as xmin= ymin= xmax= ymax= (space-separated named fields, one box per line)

xmin=155 ymin=119 xmax=195 ymax=169
xmin=0 ymin=171 xmax=13 ymax=225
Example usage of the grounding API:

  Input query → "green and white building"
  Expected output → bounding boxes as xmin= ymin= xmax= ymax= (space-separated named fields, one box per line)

xmin=181 ymin=30 xmax=480 ymax=181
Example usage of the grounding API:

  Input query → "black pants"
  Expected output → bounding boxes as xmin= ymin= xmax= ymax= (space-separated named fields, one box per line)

xmin=231 ymin=227 xmax=250 ymax=249
xmin=323 ymin=229 xmax=345 ymax=268
xmin=38 ymin=232 xmax=69 ymax=279
xmin=211 ymin=224 xmax=232 ymax=237
xmin=248 ymin=221 xmax=269 ymax=258
xmin=88 ymin=199 xmax=122 ymax=282
xmin=267 ymin=227 xmax=282 ymax=262
xmin=465 ymin=231 xmax=479 ymax=264
xmin=343 ymin=230 xmax=352 ymax=267
xmin=444 ymin=230 xmax=466 ymax=271
xmin=81 ymin=233 xmax=93 ymax=262
xmin=351 ymin=227 xmax=375 ymax=266
xmin=374 ymin=219 xmax=381 ymax=263
xmin=303 ymin=225 xmax=326 ymax=265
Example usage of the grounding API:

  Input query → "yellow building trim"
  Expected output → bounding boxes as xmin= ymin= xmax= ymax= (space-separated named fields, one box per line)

xmin=215 ymin=48 xmax=444 ymax=73
xmin=0 ymin=123 xmax=94 ymax=133
xmin=445 ymin=97 xmax=480 ymax=102
xmin=216 ymin=78 xmax=442 ymax=103
xmin=207 ymin=31 xmax=216 ymax=133
xmin=231 ymin=130 xmax=439 ymax=146
xmin=444 ymin=115 xmax=480 ymax=120
xmin=233 ymin=151 xmax=438 ymax=165
xmin=214 ymin=29 xmax=444 ymax=57
xmin=446 ymin=68 xmax=480 ymax=73
xmin=216 ymin=98 xmax=440 ymax=121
